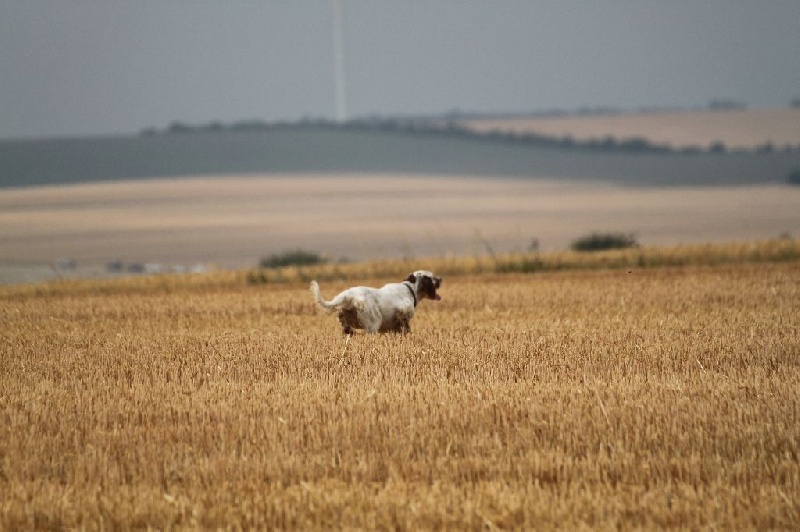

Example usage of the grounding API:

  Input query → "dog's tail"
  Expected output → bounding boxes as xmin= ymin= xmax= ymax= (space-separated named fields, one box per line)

xmin=310 ymin=280 xmax=342 ymax=311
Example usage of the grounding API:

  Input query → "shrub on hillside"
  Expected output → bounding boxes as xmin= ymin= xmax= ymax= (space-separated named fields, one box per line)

xmin=571 ymin=232 xmax=639 ymax=252
xmin=787 ymin=168 xmax=800 ymax=186
xmin=259 ymin=249 xmax=327 ymax=269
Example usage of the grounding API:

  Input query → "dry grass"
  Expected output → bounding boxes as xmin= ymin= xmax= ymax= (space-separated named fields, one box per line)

xmin=460 ymin=108 xmax=800 ymax=150
xmin=1 ymin=250 xmax=799 ymax=528
xmin=5 ymin=238 xmax=795 ymax=298
xmin=247 ymin=238 xmax=800 ymax=285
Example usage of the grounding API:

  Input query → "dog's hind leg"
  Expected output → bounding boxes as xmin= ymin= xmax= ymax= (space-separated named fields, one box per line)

xmin=338 ymin=307 xmax=359 ymax=335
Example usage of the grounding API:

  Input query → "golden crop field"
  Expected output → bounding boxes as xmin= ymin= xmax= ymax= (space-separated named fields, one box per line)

xmin=458 ymin=108 xmax=800 ymax=150
xmin=2 ymin=244 xmax=799 ymax=529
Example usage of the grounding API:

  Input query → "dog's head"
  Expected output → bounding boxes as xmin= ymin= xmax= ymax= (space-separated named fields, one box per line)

xmin=406 ymin=270 xmax=442 ymax=301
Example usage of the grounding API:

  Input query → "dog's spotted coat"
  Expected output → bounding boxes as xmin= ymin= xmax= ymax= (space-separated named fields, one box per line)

xmin=310 ymin=270 xmax=442 ymax=334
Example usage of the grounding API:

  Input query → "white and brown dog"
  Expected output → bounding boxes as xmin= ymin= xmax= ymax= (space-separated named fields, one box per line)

xmin=310 ymin=270 xmax=442 ymax=334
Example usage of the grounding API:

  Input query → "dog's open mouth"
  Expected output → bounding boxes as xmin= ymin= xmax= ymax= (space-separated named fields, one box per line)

xmin=431 ymin=277 xmax=442 ymax=301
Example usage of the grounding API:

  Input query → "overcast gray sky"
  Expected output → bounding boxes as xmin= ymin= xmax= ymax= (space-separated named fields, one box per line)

xmin=2 ymin=1 xmax=799 ymax=139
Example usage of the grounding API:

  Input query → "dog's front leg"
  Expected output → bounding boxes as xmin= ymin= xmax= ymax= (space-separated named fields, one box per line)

xmin=398 ymin=320 xmax=411 ymax=334
xmin=387 ymin=310 xmax=412 ymax=334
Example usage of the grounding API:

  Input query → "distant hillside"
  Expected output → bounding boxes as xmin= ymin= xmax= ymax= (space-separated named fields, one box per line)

xmin=2 ymin=123 xmax=800 ymax=189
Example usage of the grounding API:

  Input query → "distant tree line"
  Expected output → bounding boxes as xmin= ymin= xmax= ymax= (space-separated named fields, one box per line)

xmin=140 ymin=101 xmax=800 ymax=157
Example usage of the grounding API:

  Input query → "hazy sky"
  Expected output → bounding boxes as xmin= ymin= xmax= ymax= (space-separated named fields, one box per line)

xmin=2 ymin=1 xmax=799 ymax=139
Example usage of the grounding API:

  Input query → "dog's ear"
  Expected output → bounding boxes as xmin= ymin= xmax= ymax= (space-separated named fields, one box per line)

xmin=406 ymin=273 xmax=417 ymax=284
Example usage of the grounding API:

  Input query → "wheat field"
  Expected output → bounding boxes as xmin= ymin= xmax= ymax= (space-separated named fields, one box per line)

xmin=1 ymin=248 xmax=799 ymax=529
xmin=459 ymin=108 xmax=800 ymax=150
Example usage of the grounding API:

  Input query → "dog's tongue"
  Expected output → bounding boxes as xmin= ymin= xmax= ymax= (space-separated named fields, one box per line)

xmin=434 ymin=294 xmax=441 ymax=301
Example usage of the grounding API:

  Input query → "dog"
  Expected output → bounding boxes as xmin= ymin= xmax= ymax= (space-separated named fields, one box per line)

xmin=310 ymin=270 xmax=442 ymax=334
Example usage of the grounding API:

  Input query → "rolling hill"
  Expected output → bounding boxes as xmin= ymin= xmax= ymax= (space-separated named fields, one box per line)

xmin=2 ymin=119 xmax=800 ymax=189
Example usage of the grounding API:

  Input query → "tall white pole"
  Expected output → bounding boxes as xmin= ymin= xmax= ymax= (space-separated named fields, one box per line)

xmin=333 ymin=0 xmax=348 ymax=122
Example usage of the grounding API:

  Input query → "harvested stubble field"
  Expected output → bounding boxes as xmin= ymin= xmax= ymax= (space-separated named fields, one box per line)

xmin=1 ymin=246 xmax=799 ymax=529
